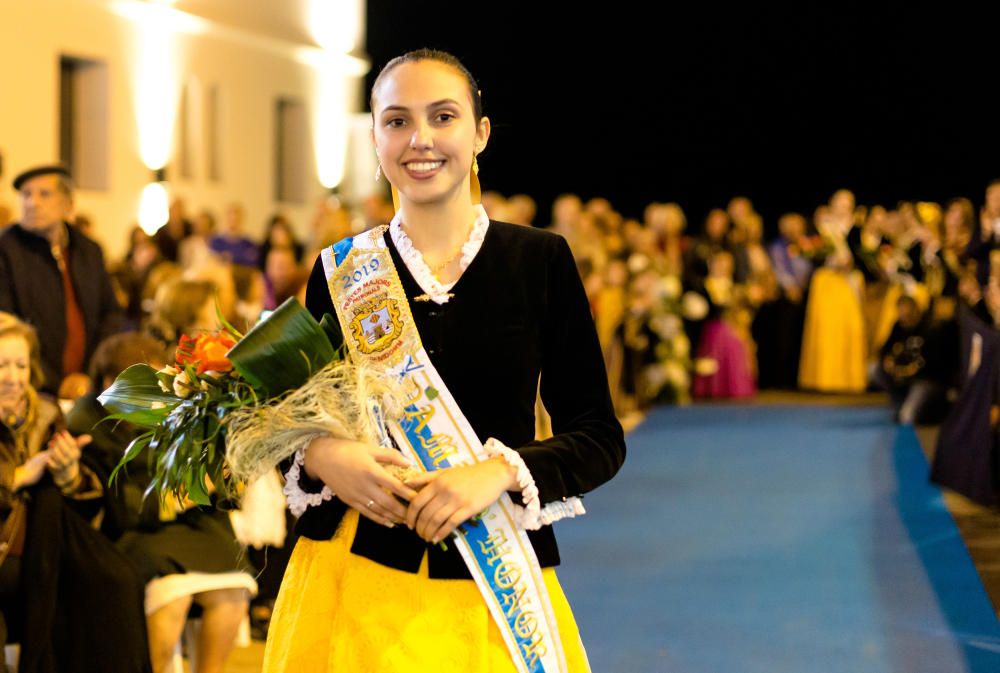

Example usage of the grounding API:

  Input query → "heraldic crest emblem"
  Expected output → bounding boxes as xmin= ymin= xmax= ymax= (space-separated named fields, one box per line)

xmin=349 ymin=298 xmax=403 ymax=355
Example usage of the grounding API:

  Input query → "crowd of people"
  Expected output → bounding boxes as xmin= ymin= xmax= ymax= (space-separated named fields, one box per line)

xmin=518 ymin=184 xmax=1000 ymax=427
xmin=0 ymin=158 xmax=998 ymax=671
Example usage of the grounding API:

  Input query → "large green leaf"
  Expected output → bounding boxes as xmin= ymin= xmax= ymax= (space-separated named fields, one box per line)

xmin=98 ymin=364 xmax=179 ymax=416
xmin=109 ymin=432 xmax=153 ymax=485
xmin=102 ymin=407 xmax=173 ymax=430
xmin=226 ymin=298 xmax=337 ymax=397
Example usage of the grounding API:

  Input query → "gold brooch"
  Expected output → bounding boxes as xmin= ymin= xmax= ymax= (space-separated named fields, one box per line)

xmin=414 ymin=293 xmax=453 ymax=302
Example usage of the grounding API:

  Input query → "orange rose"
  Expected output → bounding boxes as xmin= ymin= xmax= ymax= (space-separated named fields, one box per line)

xmin=175 ymin=334 xmax=199 ymax=367
xmin=175 ymin=332 xmax=237 ymax=374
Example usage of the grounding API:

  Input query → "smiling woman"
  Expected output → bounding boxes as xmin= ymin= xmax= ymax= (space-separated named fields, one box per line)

xmin=369 ymin=51 xmax=489 ymax=270
xmin=262 ymin=49 xmax=626 ymax=673
xmin=0 ymin=312 xmax=150 ymax=671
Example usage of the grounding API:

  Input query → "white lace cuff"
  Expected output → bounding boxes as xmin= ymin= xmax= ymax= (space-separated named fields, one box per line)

xmin=483 ymin=438 xmax=586 ymax=530
xmin=283 ymin=448 xmax=335 ymax=517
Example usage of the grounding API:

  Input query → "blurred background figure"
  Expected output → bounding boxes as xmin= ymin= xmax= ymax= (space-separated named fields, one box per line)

xmin=153 ymin=198 xmax=193 ymax=264
xmin=178 ymin=209 xmax=219 ymax=272
xmin=0 ymin=165 xmax=121 ymax=402
xmin=873 ymin=294 xmax=953 ymax=424
xmin=71 ymin=325 xmax=255 ymax=673
xmin=0 ymin=312 xmax=149 ymax=672
xmin=209 ymin=203 xmax=258 ymax=268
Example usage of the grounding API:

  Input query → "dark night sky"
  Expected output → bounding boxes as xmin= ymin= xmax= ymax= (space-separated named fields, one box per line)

xmin=365 ymin=2 xmax=998 ymax=234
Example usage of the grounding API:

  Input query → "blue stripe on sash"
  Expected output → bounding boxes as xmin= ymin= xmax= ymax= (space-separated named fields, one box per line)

xmin=333 ymin=237 xmax=355 ymax=267
xmin=399 ymin=403 xmax=548 ymax=673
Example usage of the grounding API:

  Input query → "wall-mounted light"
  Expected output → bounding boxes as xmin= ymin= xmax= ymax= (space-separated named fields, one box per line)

xmin=112 ymin=1 xmax=207 ymax=172
xmin=138 ymin=168 xmax=169 ymax=235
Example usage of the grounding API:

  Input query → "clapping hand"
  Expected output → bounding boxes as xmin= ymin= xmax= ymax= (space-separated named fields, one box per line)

xmin=46 ymin=430 xmax=91 ymax=488
xmin=14 ymin=451 xmax=51 ymax=490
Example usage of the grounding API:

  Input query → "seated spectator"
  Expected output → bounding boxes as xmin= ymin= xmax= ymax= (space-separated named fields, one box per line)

xmin=263 ymin=246 xmax=305 ymax=311
xmin=0 ymin=313 xmax=149 ymax=671
xmin=153 ymin=198 xmax=193 ymax=264
xmin=232 ymin=265 xmax=267 ymax=331
xmin=178 ymin=209 xmax=219 ymax=272
xmin=145 ymin=279 xmax=218 ymax=349
xmin=258 ymin=214 xmax=304 ymax=271
xmin=111 ymin=227 xmax=167 ymax=331
xmin=72 ymin=329 xmax=255 ymax=673
xmin=209 ymin=203 xmax=258 ymax=268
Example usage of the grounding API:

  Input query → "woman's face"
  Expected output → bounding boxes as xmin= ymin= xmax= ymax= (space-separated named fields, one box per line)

xmin=372 ymin=60 xmax=490 ymax=208
xmin=0 ymin=334 xmax=31 ymax=412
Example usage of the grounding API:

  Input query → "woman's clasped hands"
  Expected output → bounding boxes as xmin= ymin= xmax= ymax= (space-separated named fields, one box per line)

xmin=303 ymin=437 xmax=518 ymax=544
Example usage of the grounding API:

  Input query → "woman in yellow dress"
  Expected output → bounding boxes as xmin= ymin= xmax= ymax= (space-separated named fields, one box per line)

xmin=263 ymin=50 xmax=625 ymax=672
xmin=798 ymin=243 xmax=868 ymax=393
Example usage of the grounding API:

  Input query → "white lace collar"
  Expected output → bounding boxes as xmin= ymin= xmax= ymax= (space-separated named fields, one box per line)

xmin=388 ymin=205 xmax=490 ymax=305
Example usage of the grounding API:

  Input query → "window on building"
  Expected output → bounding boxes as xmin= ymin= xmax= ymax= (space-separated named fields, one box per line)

xmin=59 ymin=55 xmax=109 ymax=190
xmin=206 ymin=84 xmax=223 ymax=182
xmin=275 ymin=98 xmax=310 ymax=204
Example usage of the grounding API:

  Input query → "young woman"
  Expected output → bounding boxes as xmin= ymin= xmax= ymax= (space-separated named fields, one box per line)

xmin=264 ymin=50 xmax=626 ymax=672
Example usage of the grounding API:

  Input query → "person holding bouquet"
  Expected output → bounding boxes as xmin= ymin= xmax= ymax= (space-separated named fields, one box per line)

xmin=264 ymin=49 xmax=626 ymax=673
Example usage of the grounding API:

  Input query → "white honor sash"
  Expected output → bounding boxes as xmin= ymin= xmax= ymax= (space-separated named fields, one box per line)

xmin=322 ymin=227 xmax=569 ymax=673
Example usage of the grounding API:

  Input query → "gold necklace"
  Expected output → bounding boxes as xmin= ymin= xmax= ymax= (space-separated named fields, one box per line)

xmin=399 ymin=219 xmax=473 ymax=279
xmin=428 ymin=242 xmax=466 ymax=277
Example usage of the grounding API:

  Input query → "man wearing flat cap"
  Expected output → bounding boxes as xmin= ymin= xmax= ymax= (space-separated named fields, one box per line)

xmin=0 ymin=164 xmax=121 ymax=398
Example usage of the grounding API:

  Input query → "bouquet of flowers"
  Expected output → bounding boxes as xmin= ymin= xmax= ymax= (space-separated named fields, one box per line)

xmin=98 ymin=299 xmax=390 ymax=506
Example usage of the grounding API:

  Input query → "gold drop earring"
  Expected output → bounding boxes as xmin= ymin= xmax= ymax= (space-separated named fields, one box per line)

xmin=375 ymin=164 xmax=382 ymax=182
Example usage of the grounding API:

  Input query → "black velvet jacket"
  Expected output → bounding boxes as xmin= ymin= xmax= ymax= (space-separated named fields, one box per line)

xmin=0 ymin=223 xmax=121 ymax=393
xmin=294 ymin=221 xmax=626 ymax=579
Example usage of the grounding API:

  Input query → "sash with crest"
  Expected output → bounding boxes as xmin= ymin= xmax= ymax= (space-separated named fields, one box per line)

xmin=322 ymin=226 xmax=569 ymax=673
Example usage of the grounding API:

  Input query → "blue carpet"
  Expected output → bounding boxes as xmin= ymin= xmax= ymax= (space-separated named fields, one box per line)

xmin=554 ymin=405 xmax=1000 ymax=672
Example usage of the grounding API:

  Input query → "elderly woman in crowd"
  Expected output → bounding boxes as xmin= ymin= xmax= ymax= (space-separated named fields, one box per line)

xmin=0 ymin=311 xmax=149 ymax=673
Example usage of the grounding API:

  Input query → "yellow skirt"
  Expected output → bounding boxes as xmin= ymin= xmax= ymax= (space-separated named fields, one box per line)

xmin=262 ymin=511 xmax=592 ymax=673
xmin=798 ymin=268 xmax=867 ymax=393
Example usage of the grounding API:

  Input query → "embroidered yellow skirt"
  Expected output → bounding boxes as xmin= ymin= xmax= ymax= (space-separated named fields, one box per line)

xmin=262 ymin=510 xmax=592 ymax=673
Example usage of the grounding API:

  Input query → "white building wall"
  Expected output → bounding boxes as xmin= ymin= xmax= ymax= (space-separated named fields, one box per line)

xmin=0 ymin=0 xmax=368 ymax=260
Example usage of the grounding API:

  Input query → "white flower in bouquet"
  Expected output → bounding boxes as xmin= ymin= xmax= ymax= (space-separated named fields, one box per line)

xmin=681 ymin=292 xmax=710 ymax=320
xmin=157 ymin=365 xmax=179 ymax=393
xmin=172 ymin=369 xmax=195 ymax=398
